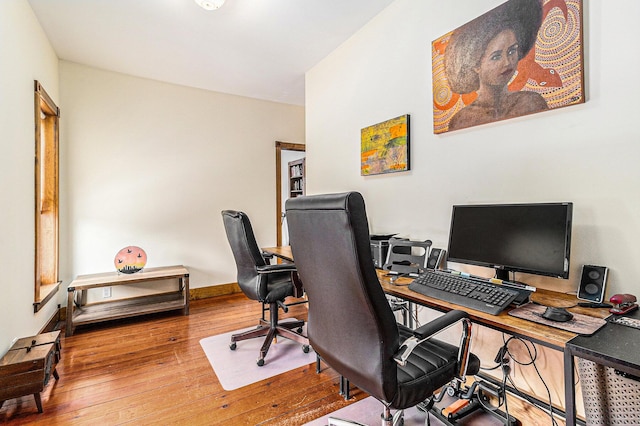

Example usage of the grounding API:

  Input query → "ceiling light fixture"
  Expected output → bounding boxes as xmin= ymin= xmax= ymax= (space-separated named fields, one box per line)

xmin=194 ymin=0 xmax=225 ymax=11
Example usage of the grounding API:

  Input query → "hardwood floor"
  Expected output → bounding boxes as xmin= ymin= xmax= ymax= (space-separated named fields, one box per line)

xmin=1 ymin=294 xmax=565 ymax=425
xmin=1 ymin=294 xmax=363 ymax=425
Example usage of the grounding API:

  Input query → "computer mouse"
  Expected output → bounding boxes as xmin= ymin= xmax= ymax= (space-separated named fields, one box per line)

xmin=542 ymin=307 xmax=574 ymax=322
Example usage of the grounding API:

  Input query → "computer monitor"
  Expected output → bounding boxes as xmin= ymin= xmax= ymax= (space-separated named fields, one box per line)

xmin=447 ymin=202 xmax=573 ymax=280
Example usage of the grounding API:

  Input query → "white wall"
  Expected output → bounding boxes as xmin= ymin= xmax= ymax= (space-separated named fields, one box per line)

xmin=0 ymin=0 xmax=60 ymax=354
xmin=60 ymin=62 xmax=305 ymax=297
xmin=306 ymin=1 xmax=640 ymax=413
xmin=306 ymin=0 xmax=640 ymax=298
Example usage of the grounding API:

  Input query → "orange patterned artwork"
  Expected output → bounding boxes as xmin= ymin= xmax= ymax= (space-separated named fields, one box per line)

xmin=432 ymin=0 xmax=584 ymax=134
xmin=114 ymin=246 xmax=147 ymax=274
xmin=361 ymin=114 xmax=410 ymax=176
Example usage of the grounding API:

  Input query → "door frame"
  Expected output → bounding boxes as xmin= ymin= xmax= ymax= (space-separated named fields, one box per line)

xmin=275 ymin=141 xmax=306 ymax=246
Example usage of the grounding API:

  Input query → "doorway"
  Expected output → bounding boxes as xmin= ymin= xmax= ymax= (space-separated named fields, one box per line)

xmin=275 ymin=141 xmax=305 ymax=246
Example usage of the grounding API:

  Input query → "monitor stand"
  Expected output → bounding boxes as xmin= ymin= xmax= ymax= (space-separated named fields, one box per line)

xmin=495 ymin=269 xmax=510 ymax=281
xmin=495 ymin=268 xmax=532 ymax=306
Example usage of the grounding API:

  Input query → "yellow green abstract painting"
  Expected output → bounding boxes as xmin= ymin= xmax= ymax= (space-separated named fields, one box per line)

xmin=361 ymin=114 xmax=409 ymax=176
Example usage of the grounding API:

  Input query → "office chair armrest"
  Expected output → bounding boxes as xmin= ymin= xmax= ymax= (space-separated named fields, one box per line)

xmin=256 ymin=264 xmax=304 ymax=298
xmin=412 ymin=310 xmax=468 ymax=340
xmin=261 ymin=251 xmax=275 ymax=262
xmin=393 ymin=310 xmax=469 ymax=367
xmin=256 ymin=264 xmax=297 ymax=274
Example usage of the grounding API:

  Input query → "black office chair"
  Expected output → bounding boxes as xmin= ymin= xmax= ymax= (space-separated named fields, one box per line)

xmin=285 ymin=192 xmax=481 ymax=426
xmin=221 ymin=210 xmax=309 ymax=366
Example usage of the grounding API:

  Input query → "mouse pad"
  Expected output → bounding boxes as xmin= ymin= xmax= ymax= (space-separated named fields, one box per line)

xmin=509 ymin=303 xmax=607 ymax=335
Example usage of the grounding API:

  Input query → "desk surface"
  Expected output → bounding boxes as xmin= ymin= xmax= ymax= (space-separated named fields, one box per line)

xmin=379 ymin=276 xmax=610 ymax=350
xmin=567 ymin=310 xmax=640 ymax=375
xmin=262 ymin=246 xmax=610 ymax=350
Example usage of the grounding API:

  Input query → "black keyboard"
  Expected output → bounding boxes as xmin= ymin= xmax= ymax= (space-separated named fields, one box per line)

xmin=409 ymin=270 xmax=520 ymax=315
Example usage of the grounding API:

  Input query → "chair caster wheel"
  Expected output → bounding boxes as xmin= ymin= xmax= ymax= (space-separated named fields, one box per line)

xmin=257 ymin=358 xmax=265 ymax=367
xmin=229 ymin=342 xmax=237 ymax=350
xmin=302 ymin=345 xmax=310 ymax=353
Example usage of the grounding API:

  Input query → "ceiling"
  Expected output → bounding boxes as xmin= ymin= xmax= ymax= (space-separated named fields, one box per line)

xmin=27 ymin=0 xmax=395 ymax=106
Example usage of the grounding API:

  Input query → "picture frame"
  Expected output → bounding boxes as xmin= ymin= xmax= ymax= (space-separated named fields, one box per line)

xmin=361 ymin=114 xmax=410 ymax=176
xmin=432 ymin=0 xmax=584 ymax=134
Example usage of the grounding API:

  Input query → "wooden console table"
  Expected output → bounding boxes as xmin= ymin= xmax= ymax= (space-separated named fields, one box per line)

xmin=66 ymin=265 xmax=189 ymax=336
xmin=0 ymin=330 xmax=61 ymax=413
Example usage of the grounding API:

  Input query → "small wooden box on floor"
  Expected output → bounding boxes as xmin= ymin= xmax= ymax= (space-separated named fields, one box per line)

xmin=0 ymin=330 xmax=61 ymax=413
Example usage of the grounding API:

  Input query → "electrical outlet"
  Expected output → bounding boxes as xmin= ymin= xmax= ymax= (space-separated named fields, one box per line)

xmin=102 ymin=287 xmax=112 ymax=298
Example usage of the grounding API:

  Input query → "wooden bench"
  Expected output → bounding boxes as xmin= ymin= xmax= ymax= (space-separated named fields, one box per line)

xmin=66 ymin=265 xmax=190 ymax=335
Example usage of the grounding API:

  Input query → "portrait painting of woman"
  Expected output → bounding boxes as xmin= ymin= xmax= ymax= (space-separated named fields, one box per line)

xmin=432 ymin=0 xmax=584 ymax=134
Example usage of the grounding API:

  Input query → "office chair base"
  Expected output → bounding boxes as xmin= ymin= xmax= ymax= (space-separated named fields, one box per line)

xmin=229 ymin=301 xmax=308 ymax=366
xmin=381 ymin=407 xmax=404 ymax=426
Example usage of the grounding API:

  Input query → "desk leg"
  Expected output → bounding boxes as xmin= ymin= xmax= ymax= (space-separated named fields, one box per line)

xmin=564 ymin=347 xmax=576 ymax=426
xmin=407 ymin=301 xmax=415 ymax=329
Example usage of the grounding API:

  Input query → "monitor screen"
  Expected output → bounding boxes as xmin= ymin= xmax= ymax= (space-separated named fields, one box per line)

xmin=447 ymin=203 xmax=573 ymax=279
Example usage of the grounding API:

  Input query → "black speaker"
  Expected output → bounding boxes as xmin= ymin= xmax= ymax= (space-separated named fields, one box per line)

xmin=578 ymin=265 xmax=608 ymax=303
xmin=426 ymin=248 xmax=446 ymax=270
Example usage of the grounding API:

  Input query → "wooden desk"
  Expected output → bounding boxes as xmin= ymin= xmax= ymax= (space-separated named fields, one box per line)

xmin=263 ymin=246 xmax=583 ymax=346
xmin=66 ymin=265 xmax=190 ymax=336
xmin=379 ymin=276 xmax=598 ymax=350
xmin=263 ymin=246 xmax=612 ymax=424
